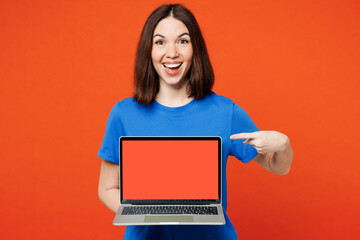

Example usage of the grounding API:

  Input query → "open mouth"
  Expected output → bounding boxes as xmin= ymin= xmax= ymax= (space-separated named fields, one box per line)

xmin=162 ymin=63 xmax=183 ymax=76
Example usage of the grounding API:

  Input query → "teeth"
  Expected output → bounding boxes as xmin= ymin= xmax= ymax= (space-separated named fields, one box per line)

xmin=163 ymin=63 xmax=182 ymax=68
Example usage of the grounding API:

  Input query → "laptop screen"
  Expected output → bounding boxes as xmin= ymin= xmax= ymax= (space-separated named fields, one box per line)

xmin=120 ymin=137 xmax=221 ymax=203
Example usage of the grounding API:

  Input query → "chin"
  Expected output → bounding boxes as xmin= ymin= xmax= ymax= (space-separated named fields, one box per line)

xmin=160 ymin=76 xmax=187 ymax=88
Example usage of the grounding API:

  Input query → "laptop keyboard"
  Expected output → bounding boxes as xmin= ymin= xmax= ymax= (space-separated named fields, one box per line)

xmin=121 ymin=206 xmax=218 ymax=215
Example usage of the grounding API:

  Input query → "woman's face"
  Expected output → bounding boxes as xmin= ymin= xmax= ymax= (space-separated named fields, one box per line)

xmin=151 ymin=17 xmax=193 ymax=88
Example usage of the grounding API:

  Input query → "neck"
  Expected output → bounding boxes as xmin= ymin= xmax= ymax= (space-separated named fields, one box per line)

xmin=155 ymin=82 xmax=194 ymax=107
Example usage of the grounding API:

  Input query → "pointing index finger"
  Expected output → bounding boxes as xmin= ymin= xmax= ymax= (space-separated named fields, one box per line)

xmin=230 ymin=133 xmax=255 ymax=140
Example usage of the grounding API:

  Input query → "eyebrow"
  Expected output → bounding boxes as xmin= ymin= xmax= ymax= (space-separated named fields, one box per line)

xmin=153 ymin=33 xmax=190 ymax=38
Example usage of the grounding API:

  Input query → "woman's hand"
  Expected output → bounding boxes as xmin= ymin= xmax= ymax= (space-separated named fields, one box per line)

xmin=230 ymin=130 xmax=290 ymax=154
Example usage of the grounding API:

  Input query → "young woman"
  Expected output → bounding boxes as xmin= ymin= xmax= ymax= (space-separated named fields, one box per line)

xmin=98 ymin=4 xmax=293 ymax=239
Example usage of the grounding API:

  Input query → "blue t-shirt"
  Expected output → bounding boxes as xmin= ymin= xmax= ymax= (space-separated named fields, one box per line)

xmin=98 ymin=91 xmax=259 ymax=240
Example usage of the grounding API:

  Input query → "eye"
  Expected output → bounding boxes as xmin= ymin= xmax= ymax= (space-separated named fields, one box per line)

xmin=179 ymin=39 xmax=189 ymax=44
xmin=155 ymin=40 xmax=164 ymax=45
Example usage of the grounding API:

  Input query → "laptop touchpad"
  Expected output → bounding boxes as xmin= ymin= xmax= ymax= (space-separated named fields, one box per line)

xmin=145 ymin=216 xmax=194 ymax=223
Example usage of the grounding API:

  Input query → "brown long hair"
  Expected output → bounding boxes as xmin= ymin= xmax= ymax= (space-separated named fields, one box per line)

xmin=133 ymin=4 xmax=214 ymax=105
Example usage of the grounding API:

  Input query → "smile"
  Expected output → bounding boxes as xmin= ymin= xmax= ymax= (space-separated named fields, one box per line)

xmin=162 ymin=62 xmax=183 ymax=76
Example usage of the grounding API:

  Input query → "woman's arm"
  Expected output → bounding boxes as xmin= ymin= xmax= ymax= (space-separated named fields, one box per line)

xmin=253 ymin=138 xmax=293 ymax=175
xmin=231 ymin=131 xmax=293 ymax=175
xmin=98 ymin=159 xmax=120 ymax=213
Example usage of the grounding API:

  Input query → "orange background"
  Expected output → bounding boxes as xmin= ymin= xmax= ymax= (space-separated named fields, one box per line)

xmin=0 ymin=0 xmax=359 ymax=239
xmin=122 ymin=140 xmax=218 ymax=199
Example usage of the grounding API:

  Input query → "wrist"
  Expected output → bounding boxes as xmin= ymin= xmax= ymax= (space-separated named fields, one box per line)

xmin=279 ymin=133 xmax=290 ymax=152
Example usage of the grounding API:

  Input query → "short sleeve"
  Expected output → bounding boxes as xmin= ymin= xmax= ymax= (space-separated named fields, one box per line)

xmin=97 ymin=103 xmax=125 ymax=164
xmin=230 ymin=103 xmax=260 ymax=163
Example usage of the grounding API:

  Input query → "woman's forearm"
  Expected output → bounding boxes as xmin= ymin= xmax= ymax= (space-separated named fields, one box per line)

xmin=269 ymin=138 xmax=293 ymax=175
xmin=99 ymin=188 xmax=120 ymax=213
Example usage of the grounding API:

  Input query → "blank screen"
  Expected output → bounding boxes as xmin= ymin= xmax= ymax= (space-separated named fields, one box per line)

xmin=122 ymin=140 xmax=218 ymax=200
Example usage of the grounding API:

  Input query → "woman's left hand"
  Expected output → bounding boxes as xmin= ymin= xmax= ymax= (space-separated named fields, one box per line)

xmin=230 ymin=131 xmax=290 ymax=154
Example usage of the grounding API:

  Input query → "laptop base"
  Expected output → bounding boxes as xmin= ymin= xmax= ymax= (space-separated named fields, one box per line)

xmin=113 ymin=204 xmax=226 ymax=225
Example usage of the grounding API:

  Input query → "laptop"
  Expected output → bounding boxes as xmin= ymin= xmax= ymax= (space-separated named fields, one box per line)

xmin=113 ymin=136 xmax=226 ymax=225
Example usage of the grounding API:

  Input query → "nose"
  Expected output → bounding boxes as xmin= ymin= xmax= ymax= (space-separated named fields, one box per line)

xmin=166 ymin=43 xmax=179 ymax=58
